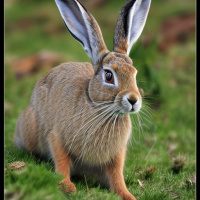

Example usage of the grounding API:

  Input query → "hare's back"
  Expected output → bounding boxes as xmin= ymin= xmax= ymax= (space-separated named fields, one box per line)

xmin=30 ymin=62 xmax=94 ymax=113
xmin=34 ymin=62 xmax=94 ymax=90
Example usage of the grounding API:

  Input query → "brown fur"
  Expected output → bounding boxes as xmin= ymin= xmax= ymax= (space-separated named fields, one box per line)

xmin=14 ymin=0 xmax=151 ymax=199
xmin=49 ymin=133 xmax=76 ymax=193
xmin=106 ymin=147 xmax=136 ymax=200
xmin=114 ymin=42 xmax=129 ymax=55
xmin=15 ymin=56 xmax=138 ymax=200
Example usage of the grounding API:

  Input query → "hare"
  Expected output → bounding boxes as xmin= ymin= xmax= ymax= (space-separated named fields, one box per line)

xmin=14 ymin=0 xmax=151 ymax=199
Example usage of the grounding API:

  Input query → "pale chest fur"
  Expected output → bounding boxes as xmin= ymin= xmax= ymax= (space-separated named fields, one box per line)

xmin=60 ymin=103 xmax=132 ymax=165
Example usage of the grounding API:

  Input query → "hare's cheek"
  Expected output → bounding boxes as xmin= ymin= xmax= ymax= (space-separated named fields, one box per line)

xmin=89 ymin=91 xmax=105 ymax=102
xmin=88 ymin=76 xmax=118 ymax=103
xmin=88 ymin=78 xmax=107 ymax=102
xmin=88 ymin=86 xmax=116 ymax=103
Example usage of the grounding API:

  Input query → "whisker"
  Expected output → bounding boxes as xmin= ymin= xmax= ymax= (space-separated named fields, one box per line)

xmin=71 ymin=102 xmax=111 ymax=120
xmin=145 ymin=132 xmax=157 ymax=160
xmin=68 ymin=104 xmax=113 ymax=152
xmin=94 ymin=111 xmax=116 ymax=150
xmin=136 ymin=113 xmax=143 ymax=141
xmin=72 ymin=105 xmax=118 ymax=164
xmin=130 ymin=115 xmax=139 ymax=145
xmin=61 ymin=104 xmax=113 ymax=149
xmin=139 ymin=110 xmax=155 ymax=127
xmin=79 ymin=106 xmax=119 ymax=163
xmin=104 ymin=112 xmax=119 ymax=167
xmin=100 ymin=109 xmax=119 ymax=152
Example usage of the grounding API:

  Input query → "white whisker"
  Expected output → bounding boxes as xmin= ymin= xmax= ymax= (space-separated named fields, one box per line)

xmin=79 ymin=106 xmax=120 ymax=163
xmin=68 ymin=104 xmax=114 ymax=152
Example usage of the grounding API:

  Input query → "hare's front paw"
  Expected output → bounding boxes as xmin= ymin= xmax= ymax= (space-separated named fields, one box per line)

xmin=59 ymin=179 xmax=76 ymax=193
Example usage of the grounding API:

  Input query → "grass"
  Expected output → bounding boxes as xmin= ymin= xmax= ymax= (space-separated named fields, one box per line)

xmin=5 ymin=0 xmax=196 ymax=199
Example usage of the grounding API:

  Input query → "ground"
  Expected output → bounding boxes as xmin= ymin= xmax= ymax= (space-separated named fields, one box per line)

xmin=5 ymin=0 xmax=195 ymax=199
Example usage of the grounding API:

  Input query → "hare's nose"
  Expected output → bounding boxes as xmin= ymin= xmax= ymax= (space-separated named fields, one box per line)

xmin=127 ymin=96 xmax=141 ymax=113
xmin=127 ymin=98 xmax=137 ymax=106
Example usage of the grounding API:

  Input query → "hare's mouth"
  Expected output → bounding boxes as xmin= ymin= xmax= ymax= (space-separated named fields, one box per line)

xmin=118 ymin=94 xmax=142 ymax=114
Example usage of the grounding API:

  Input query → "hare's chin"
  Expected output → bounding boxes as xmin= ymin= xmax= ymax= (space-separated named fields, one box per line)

xmin=119 ymin=108 xmax=141 ymax=114
xmin=129 ymin=106 xmax=141 ymax=114
xmin=119 ymin=102 xmax=141 ymax=114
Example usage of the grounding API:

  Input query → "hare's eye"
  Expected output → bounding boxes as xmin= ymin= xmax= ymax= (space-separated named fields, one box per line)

xmin=105 ymin=70 xmax=114 ymax=84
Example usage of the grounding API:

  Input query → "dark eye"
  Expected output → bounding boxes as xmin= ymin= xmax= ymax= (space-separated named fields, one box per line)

xmin=105 ymin=70 xmax=114 ymax=84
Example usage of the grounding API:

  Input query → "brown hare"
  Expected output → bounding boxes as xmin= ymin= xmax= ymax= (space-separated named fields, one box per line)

xmin=14 ymin=0 xmax=151 ymax=199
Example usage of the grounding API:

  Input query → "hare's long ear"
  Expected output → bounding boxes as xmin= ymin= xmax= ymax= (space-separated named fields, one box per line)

xmin=55 ymin=0 xmax=108 ymax=65
xmin=113 ymin=0 xmax=151 ymax=55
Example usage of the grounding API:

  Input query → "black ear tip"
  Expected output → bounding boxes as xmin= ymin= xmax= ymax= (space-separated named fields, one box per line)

xmin=113 ymin=0 xmax=151 ymax=55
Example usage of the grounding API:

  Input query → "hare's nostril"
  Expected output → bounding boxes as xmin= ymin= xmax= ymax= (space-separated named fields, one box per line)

xmin=127 ymin=98 xmax=137 ymax=106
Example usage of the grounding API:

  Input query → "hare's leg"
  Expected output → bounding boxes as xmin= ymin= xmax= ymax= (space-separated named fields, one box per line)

xmin=14 ymin=107 xmax=38 ymax=152
xmin=106 ymin=147 xmax=136 ymax=200
xmin=48 ymin=133 xmax=76 ymax=193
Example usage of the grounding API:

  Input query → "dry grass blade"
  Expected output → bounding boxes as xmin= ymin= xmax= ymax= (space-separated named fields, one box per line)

xmin=84 ymin=175 xmax=90 ymax=194
xmin=137 ymin=179 xmax=144 ymax=190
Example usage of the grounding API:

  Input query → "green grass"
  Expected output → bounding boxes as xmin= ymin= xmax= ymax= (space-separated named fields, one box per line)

xmin=5 ymin=0 xmax=196 ymax=199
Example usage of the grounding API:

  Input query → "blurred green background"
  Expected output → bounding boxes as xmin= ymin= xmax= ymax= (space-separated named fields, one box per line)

xmin=5 ymin=0 xmax=196 ymax=199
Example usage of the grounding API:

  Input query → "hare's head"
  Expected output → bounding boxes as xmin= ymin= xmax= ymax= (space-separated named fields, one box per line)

xmin=55 ymin=0 xmax=151 ymax=114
